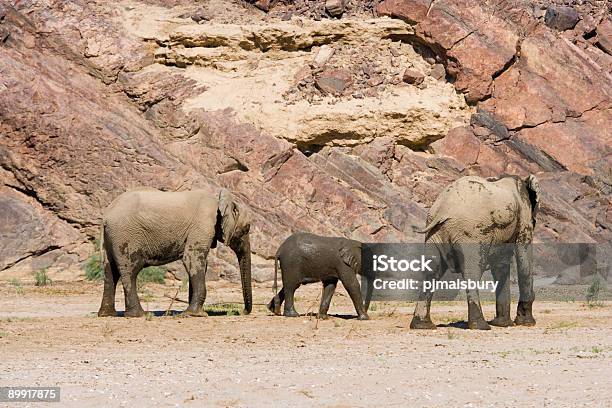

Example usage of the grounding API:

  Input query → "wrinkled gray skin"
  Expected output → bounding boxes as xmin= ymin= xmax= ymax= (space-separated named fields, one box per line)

xmin=411 ymin=175 xmax=540 ymax=330
xmin=97 ymin=188 xmax=252 ymax=318
xmin=267 ymin=232 xmax=369 ymax=320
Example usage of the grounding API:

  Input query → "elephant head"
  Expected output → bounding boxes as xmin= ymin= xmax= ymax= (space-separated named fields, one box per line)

xmin=217 ymin=189 xmax=252 ymax=314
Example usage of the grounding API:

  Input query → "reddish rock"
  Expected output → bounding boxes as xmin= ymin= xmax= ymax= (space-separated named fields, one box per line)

xmin=429 ymin=64 xmax=446 ymax=80
xmin=366 ymin=75 xmax=384 ymax=86
xmin=596 ymin=19 xmax=612 ymax=55
xmin=544 ymin=6 xmax=580 ymax=31
xmin=254 ymin=0 xmax=278 ymax=12
xmin=315 ymin=69 xmax=353 ymax=95
xmin=325 ymin=0 xmax=345 ymax=17
xmin=402 ymin=68 xmax=424 ymax=84
xmin=431 ymin=127 xmax=480 ymax=166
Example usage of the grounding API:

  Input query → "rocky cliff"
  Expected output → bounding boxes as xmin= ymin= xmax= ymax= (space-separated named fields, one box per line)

xmin=0 ymin=0 xmax=610 ymax=282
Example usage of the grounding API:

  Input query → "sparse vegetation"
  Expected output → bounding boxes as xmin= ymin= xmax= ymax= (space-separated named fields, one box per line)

xmin=549 ymin=320 xmax=579 ymax=330
xmin=83 ymin=240 xmax=103 ymax=281
xmin=34 ymin=267 xmax=52 ymax=286
xmin=369 ymin=302 xmax=378 ymax=312
xmin=586 ymin=277 xmax=604 ymax=308
xmin=9 ymin=278 xmax=25 ymax=295
xmin=138 ymin=266 xmax=166 ymax=284
xmin=205 ymin=303 xmax=241 ymax=316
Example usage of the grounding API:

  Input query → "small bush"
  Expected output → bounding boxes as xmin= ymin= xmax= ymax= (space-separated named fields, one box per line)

xmin=10 ymin=278 xmax=25 ymax=295
xmin=586 ymin=277 xmax=604 ymax=308
xmin=34 ymin=268 xmax=52 ymax=286
xmin=84 ymin=253 xmax=103 ymax=281
xmin=138 ymin=266 xmax=166 ymax=284
xmin=83 ymin=239 xmax=103 ymax=281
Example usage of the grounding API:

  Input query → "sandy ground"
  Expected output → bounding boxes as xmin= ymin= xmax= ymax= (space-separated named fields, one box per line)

xmin=1 ymin=280 xmax=611 ymax=407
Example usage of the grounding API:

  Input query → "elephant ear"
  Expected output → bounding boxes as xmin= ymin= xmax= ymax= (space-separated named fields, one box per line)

xmin=339 ymin=241 xmax=361 ymax=271
xmin=524 ymin=174 xmax=540 ymax=227
xmin=218 ymin=189 xmax=249 ymax=245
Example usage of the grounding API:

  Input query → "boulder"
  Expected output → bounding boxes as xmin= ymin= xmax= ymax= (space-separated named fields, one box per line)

xmin=402 ymin=68 xmax=424 ymax=84
xmin=325 ymin=0 xmax=345 ymax=18
xmin=315 ymin=69 xmax=353 ymax=95
xmin=313 ymin=44 xmax=334 ymax=67
xmin=429 ymin=64 xmax=445 ymax=80
xmin=544 ymin=6 xmax=580 ymax=31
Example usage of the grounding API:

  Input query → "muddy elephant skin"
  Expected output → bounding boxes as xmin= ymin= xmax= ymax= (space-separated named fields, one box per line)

xmin=97 ymin=188 xmax=252 ymax=318
xmin=410 ymin=175 xmax=540 ymax=330
xmin=267 ymin=232 xmax=369 ymax=320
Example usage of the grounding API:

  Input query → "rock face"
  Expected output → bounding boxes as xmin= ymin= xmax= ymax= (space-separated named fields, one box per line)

xmin=0 ymin=0 xmax=610 ymax=284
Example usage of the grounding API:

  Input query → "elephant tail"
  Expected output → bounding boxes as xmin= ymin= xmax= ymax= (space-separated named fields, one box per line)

xmin=98 ymin=224 xmax=106 ymax=272
xmin=272 ymin=253 xmax=280 ymax=304
xmin=418 ymin=216 xmax=449 ymax=234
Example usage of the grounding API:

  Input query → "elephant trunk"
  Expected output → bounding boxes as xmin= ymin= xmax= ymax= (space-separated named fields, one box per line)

xmin=234 ymin=234 xmax=252 ymax=314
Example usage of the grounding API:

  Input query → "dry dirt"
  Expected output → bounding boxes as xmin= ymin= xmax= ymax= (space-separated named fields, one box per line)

xmin=1 ymin=280 xmax=611 ymax=407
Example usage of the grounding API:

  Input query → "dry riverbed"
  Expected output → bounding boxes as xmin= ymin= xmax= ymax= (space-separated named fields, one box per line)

xmin=0 ymin=280 xmax=611 ymax=407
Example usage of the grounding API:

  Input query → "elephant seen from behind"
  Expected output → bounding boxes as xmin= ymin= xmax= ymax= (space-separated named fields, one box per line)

xmin=411 ymin=175 xmax=540 ymax=330
xmin=97 ymin=188 xmax=252 ymax=318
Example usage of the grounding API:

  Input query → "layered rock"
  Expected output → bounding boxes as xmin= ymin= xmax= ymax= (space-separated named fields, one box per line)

xmin=0 ymin=0 xmax=610 ymax=285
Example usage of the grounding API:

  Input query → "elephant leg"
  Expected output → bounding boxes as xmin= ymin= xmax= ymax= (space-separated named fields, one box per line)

xmin=182 ymin=255 xmax=208 ymax=317
xmin=318 ymin=278 xmax=338 ymax=319
xmin=410 ymin=246 xmax=443 ymax=330
xmin=340 ymin=270 xmax=369 ymax=320
xmin=411 ymin=287 xmax=436 ymax=329
xmin=283 ymin=283 xmax=300 ymax=317
xmin=489 ymin=248 xmax=514 ymax=327
xmin=267 ymin=287 xmax=285 ymax=315
xmin=463 ymin=245 xmax=490 ymax=330
xmin=514 ymin=243 xmax=536 ymax=326
xmin=120 ymin=263 xmax=145 ymax=318
xmin=98 ymin=254 xmax=120 ymax=317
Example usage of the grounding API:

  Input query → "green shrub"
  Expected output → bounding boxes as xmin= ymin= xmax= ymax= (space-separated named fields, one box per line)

xmin=34 ymin=268 xmax=52 ymax=286
xmin=586 ymin=276 xmax=603 ymax=308
xmin=83 ymin=239 xmax=103 ymax=281
xmin=138 ymin=266 xmax=166 ymax=284
xmin=84 ymin=253 xmax=103 ymax=281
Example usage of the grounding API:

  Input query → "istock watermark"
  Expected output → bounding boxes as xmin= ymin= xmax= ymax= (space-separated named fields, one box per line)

xmin=360 ymin=243 xmax=611 ymax=302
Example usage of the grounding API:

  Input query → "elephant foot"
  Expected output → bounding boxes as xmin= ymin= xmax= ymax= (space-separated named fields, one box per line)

xmin=489 ymin=317 xmax=514 ymax=327
xmin=410 ymin=316 xmax=437 ymax=330
xmin=468 ymin=318 xmax=491 ymax=330
xmin=124 ymin=307 xmax=145 ymax=318
xmin=267 ymin=298 xmax=282 ymax=316
xmin=515 ymin=301 xmax=536 ymax=326
xmin=514 ymin=315 xmax=536 ymax=326
xmin=180 ymin=309 xmax=208 ymax=317
xmin=283 ymin=309 xmax=299 ymax=317
xmin=317 ymin=313 xmax=329 ymax=320
xmin=357 ymin=313 xmax=370 ymax=321
xmin=97 ymin=307 xmax=117 ymax=317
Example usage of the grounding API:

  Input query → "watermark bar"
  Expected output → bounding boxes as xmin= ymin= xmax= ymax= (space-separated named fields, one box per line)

xmin=360 ymin=243 xmax=611 ymax=302
xmin=0 ymin=387 xmax=60 ymax=402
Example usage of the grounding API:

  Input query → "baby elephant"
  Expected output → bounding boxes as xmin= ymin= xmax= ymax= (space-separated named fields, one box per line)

xmin=267 ymin=232 xmax=369 ymax=320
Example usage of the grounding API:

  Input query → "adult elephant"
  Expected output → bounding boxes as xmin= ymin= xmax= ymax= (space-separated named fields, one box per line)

xmin=410 ymin=175 xmax=540 ymax=330
xmin=97 ymin=188 xmax=252 ymax=318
